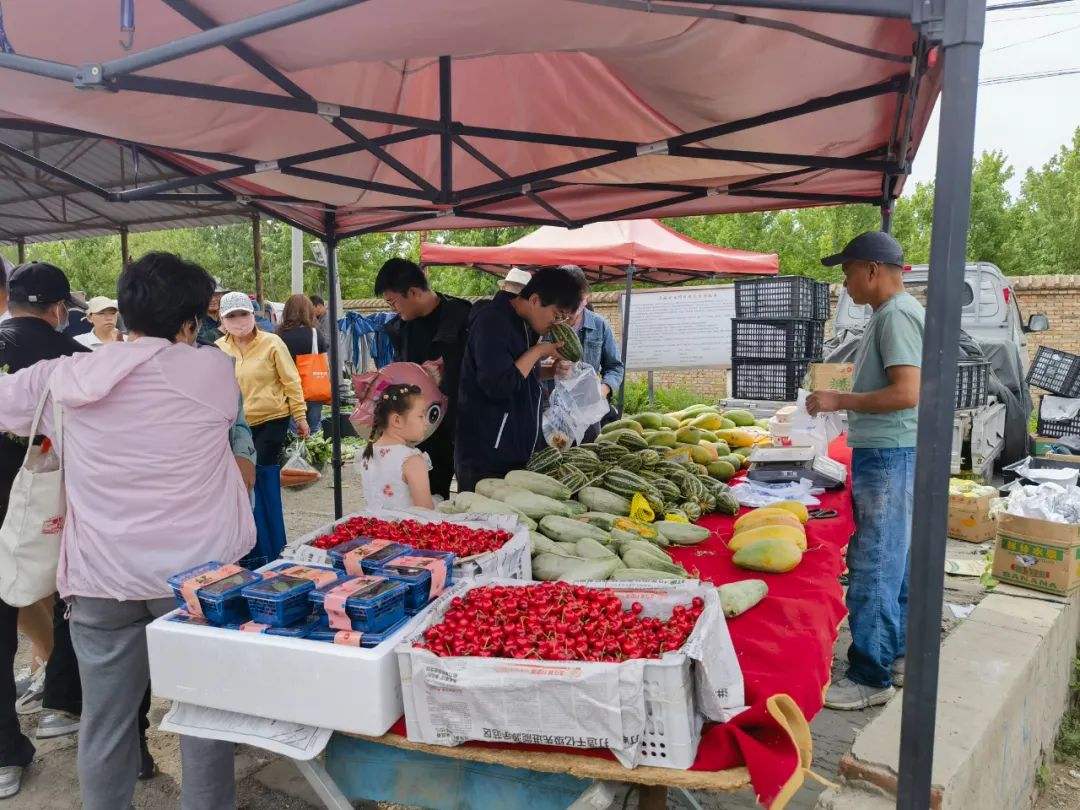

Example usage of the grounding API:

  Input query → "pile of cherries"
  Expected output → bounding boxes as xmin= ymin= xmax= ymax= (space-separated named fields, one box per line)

xmin=413 ymin=582 xmax=704 ymax=661
xmin=311 ymin=516 xmax=512 ymax=558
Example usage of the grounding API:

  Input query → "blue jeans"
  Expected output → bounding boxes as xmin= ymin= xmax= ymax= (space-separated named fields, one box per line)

xmin=846 ymin=447 xmax=915 ymax=688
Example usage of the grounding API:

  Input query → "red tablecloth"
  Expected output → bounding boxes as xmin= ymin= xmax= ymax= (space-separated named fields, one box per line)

xmin=390 ymin=439 xmax=854 ymax=809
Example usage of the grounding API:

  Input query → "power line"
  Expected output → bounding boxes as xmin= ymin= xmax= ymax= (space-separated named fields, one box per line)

xmin=980 ymin=66 xmax=1080 ymax=84
xmin=990 ymin=21 xmax=1080 ymax=50
xmin=987 ymin=0 xmax=1074 ymax=11
xmin=988 ymin=8 xmax=1080 ymax=21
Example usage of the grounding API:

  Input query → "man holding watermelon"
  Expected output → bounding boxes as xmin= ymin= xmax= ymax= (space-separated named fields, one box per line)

xmin=455 ymin=267 xmax=586 ymax=493
xmin=806 ymin=231 xmax=924 ymax=711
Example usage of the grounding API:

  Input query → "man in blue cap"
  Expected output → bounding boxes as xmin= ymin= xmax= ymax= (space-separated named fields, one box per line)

xmin=807 ymin=231 xmax=924 ymax=710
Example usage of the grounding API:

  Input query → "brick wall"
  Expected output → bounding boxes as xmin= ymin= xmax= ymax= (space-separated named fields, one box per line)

xmin=343 ymin=273 xmax=1080 ymax=400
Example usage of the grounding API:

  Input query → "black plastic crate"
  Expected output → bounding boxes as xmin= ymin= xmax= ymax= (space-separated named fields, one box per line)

xmin=1026 ymin=346 xmax=1080 ymax=398
xmin=734 ymin=276 xmax=816 ymax=319
xmin=731 ymin=359 xmax=813 ymax=402
xmin=731 ymin=319 xmax=820 ymax=360
xmin=808 ymin=320 xmax=825 ymax=359
xmin=1037 ymin=398 xmax=1080 ymax=439
xmin=954 ymin=360 xmax=989 ymax=410
xmin=813 ymin=281 xmax=831 ymax=321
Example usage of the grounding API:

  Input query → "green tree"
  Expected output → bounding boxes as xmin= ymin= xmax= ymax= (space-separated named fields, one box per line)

xmin=1008 ymin=128 xmax=1080 ymax=276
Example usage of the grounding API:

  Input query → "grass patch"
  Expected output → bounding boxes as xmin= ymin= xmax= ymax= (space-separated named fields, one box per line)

xmin=1055 ymin=650 xmax=1080 ymax=761
xmin=621 ymin=378 xmax=708 ymax=415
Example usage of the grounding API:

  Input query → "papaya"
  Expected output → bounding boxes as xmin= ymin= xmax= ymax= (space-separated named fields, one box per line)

xmin=716 ymin=579 xmax=768 ymax=618
xmin=676 ymin=427 xmax=709 ymax=445
xmin=734 ymin=507 xmax=803 ymax=532
xmin=696 ymin=441 xmax=720 ymax=462
xmin=676 ymin=443 xmax=714 ymax=466
xmin=723 ymin=409 xmax=756 ymax=428
xmin=647 ymin=431 xmax=678 ymax=448
xmin=659 ymin=414 xmax=681 ymax=430
xmin=716 ymin=429 xmax=754 ymax=448
xmin=707 ymin=460 xmax=737 ymax=482
xmin=634 ymin=412 xmax=664 ymax=430
xmin=724 ymin=454 xmax=746 ymax=470
xmin=602 ymin=419 xmax=644 ymax=435
xmin=732 ymin=538 xmax=803 ymax=573
xmin=755 ymin=418 xmax=770 ymax=430
xmin=711 ymin=441 xmax=731 ymax=457
xmin=729 ymin=523 xmax=807 ymax=552
xmin=720 ymin=418 xmax=737 ymax=430
xmin=690 ymin=412 xmax=725 ymax=431
xmin=733 ymin=445 xmax=754 ymax=457
xmin=668 ymin=404 xmax=713 ymax=421
xmin=769 ymin=500 xmax=810 ymax=523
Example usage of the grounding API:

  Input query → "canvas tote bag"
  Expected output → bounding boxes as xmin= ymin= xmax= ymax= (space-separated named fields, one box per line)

xmin=0 ymin=381 xmax=65 ymax=607
xmin=297 ymin=327 xmax=331 ymax=403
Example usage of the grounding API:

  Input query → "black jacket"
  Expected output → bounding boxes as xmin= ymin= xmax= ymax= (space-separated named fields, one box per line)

xmin=0 ymin=317 xmax=90 ymax=516
xmin=384 ymin=294 xmax=471 ymax=446
xmin=455 ymin=292 xmax=544 ymax=475
xmin=278 ymin=326 xmax=329 ymax=362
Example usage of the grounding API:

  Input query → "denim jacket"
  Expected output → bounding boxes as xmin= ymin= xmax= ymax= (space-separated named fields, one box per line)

xmin=578 ymin=309 xmax=624 ymax=393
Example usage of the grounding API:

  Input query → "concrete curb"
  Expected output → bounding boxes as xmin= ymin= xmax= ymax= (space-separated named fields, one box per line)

xmin=816 ymin=587 xmax=1080 ymax=809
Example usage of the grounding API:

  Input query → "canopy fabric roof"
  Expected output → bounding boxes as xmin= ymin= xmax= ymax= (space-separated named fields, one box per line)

xmin=420 ymin=219 xmax=779 ymax=284
xmin=0 ymin=0 xmax=940 ymax=241
xmin=0 ymin=121 xmax=251 ymax=245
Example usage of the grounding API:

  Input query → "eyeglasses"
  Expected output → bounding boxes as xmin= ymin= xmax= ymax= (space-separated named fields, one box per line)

xmin=551 ymin=310 xmax=574 ymax=325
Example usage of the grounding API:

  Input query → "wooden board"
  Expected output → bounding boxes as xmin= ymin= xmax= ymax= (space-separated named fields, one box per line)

xmin=343 ymin=731 xmax=751 ymax=793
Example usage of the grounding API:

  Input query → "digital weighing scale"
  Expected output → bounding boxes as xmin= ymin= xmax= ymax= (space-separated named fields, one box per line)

xmin=746 ymin=446 xmax=847 ymax=490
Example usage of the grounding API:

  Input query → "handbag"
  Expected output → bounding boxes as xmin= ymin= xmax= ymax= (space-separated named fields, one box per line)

xmin=0 ymin=381 xmax=64 ymax=607
xmin=296 ymin=327 xmax=331 ymax=403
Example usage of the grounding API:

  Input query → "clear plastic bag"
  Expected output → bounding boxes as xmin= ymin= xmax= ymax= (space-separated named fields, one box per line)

xmin=280 ymin=446 xmax=322 ymax=489
xmin=542 ymin=363 xmax=610 ymax=449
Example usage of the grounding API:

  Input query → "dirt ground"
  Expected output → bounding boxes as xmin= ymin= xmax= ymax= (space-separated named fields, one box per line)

xmin=6 ymin=464 xmax=995 ymax=809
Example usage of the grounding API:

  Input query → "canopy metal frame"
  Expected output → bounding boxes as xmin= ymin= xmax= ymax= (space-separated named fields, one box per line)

xmin=0 ymin=2 xmax=985 ymax=807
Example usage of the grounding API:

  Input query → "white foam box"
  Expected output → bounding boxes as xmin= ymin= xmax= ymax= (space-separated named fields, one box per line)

xmin=147 ymin=607 xmax=429 ymax=736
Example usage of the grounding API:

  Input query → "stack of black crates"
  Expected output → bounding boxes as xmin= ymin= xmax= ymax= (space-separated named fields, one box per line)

xmin=1026 ymin=345 xmax=1080 ymax=438
xmin=730 ymin=276 xmax=829 ymax=402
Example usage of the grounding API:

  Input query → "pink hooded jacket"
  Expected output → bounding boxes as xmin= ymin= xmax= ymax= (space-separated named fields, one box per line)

xmin=0 ymin=337 xmax=255 ymax=600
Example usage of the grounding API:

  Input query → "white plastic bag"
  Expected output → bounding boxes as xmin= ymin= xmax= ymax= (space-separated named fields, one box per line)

xmin=542 ymin=363 xmax=609 ymax=448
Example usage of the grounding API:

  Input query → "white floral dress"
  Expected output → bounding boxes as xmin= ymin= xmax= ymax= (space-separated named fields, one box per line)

xmin=359 ymin=443 xmax=432 ymax=510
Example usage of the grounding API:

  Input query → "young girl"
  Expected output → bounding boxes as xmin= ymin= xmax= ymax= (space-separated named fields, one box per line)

xmin=360 ymin=383 xmax=435 ymax=510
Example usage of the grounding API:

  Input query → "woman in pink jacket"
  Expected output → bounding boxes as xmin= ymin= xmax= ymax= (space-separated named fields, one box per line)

xmin=0 ymin=253 xmax=255 ymax=810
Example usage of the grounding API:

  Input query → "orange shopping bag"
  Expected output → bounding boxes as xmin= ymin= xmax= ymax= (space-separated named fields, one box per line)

xmin=297 ymin=328 xmax=331 ymax=403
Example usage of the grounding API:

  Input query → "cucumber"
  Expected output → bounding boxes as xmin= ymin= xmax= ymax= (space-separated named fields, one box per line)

xmin=654 ymin=521 xmax=712 ymax=546
xmin=621 ymin=547 xmax=687 ymax=576
xmin=576 ymin=486 xmax=631 ymax=516
xmin=578 ymin=512 xmax=621 ymax=531
xmin=540 ymin=515 xmax=613 ymax=544
xmin=505 ymin=470 xmax=572 ymax=500
xmin=501 ymin=491 xmax=576 ymax=520
xmin=575 ymin=537 xmax=617 ymax=560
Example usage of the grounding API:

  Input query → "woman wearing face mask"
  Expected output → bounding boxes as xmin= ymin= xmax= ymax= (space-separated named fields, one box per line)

xmin=73 ymin=297 xmax=126 ymax=350
xmin=0 ymin=252 xmax=254 ymax=810
xmin=216 ymin=291 xmax=306 ymax=566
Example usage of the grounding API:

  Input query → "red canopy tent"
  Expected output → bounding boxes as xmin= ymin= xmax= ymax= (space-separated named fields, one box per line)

xmin=419 ymin=218 xmax=779 ymax=284
xmin=421 ymin=218 xmax=780 ymax=410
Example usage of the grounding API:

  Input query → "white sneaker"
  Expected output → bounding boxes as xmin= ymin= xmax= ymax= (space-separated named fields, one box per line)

xmin=13 ymin=660 xmax=45 ymax=700
xmin=824 ymin=677 xmax=896 ymax=711
xmin=0 ymin=766 xmax=23 ymax=799
xmin=14 ymin=667 xmax=46 ymax=716
xmin=35 ymin=711 xmax=80 ymax=740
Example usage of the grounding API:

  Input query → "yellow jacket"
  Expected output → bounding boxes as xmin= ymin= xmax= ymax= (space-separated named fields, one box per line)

xmin=216 ymin=330 xmax=306 ymax=426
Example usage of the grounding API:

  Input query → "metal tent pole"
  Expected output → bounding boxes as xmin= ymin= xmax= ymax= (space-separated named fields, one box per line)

xmin=324 ymin=213 xmax=344 ymax=519
xmin=119 ymin=227 xmax=129 ymax=269
xmin=616 ymin=264 xmax=635 ymax=415
xmin=897 ymin=1 xmax=986 ymax=807
xmin=880 ymin=204 xmax=893 ymax=234
xmin=252 ymin=214 xmax=264 ymax=309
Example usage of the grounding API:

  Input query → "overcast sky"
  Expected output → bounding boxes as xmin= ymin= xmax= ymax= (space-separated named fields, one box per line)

xmin=907 ymin=2 xmax=1080 ymax=194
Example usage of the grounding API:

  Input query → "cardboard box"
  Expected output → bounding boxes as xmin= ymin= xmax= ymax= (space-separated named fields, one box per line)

xmin=947 ymin=492 xmax=996 ymax=543
xmin=809 ymin=363 xmax=854 ymax=393
xmin=147 ymin=607 xmax=429 ymax=736
xmin=991 ymin=513 xmax=1080 ymax=596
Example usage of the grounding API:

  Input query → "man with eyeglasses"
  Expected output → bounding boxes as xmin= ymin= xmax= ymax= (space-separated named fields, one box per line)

xmin=455 ymin=266 xmax=586 ymax=493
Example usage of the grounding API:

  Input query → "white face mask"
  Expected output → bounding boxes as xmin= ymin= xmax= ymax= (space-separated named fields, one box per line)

xmin=53 ymin=303 xmax=69 ymax=333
